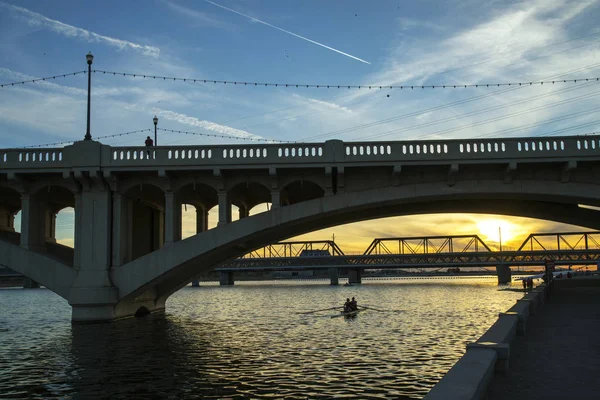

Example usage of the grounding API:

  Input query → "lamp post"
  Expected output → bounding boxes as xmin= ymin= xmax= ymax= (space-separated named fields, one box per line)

xmin=153 ymin=115 xmax=158 ymax=146
xmin=84 ymin=52 xmax=94 ymax=141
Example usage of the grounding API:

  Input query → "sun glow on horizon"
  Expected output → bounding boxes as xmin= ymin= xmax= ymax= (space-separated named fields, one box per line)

xmin=477 ymin=219 xmax=517 ymax=247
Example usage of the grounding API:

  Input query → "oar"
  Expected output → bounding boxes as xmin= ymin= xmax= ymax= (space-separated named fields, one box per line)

xmin=299 ymin=306 xmax=343 ymax=315
xmin=359 ymin=305 xmax=392 ymax=312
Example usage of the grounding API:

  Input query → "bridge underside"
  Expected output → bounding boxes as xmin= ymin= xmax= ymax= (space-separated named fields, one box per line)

xmin=113 ymin=183 xmax=600 ymax=315
xmin=2 ymin=175 xmax=600 ymax=322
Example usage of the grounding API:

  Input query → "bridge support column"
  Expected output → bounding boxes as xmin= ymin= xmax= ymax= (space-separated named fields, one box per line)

xmin=496 ymin=264 xmax=512 ymax=284
xmin=196 ymin=206 xmax=208 ymax=233
xmin=164 ymin=192 xmax=181 ymax=246
xmin=44 ymin=210 xmax=57 ymax=243
xmin=69 ymin=185 xmax=120 ymax=323
xmin=348 ymin=268 xmax=362 ymax=284
xmin=217 ymin=191 xmax=231 ymax=226
xmin=219 ymin=271 xmax=234 ymax=286
xmin=239 ymin=206 xmax=249 ymax=219
xmin=19 ymin=194 xmax=46 ymax=252
xmin=329 ymin=267 xmax=339 ymax=285
xmin=111 ymin=193 xmax=129 ymax=267
xmin=271 ymin=190 xmax=280 ymax=209
xmin=190 ymin=206 xmax=208 ymax=287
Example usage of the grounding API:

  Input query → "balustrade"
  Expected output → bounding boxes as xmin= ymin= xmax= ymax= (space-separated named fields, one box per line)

xmin=0 ymin=135 xmax=598 ymax=170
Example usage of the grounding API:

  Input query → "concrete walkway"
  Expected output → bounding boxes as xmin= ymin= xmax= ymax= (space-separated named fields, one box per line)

xmin=486 ymin=280 xmax=600 ymax=400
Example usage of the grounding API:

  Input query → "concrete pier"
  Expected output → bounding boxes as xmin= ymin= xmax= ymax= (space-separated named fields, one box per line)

xmin=328 ymin=267 xmax=339 ymax=285
xmin=348 ymin=268 xmax=362 ymax=284
xmin=219 ymin=271 xmax=234 ymax=286
xmin=495 ymin=264 xmax=511 ymax=284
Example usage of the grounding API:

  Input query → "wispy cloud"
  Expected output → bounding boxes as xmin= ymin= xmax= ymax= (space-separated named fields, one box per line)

xmin=292 ymin=94 xmax=353 ymax=114
xmin=163 ymin=0 xmax=235 ymax=30
xmin=0 ymin=2 xmax=160 ymax=57
xmin=148 ymin=107 xmax=268 ymax=141
xmin=202 ymin=0 xmax=370 ymax=65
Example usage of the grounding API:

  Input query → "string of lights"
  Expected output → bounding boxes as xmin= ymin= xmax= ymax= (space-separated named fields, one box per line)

xmin=92 ymin=69 xmax=600 ymax=90
xmin=158 ymin=128 xmax=294 ymax=143
xmin=0 ymin=71 xmax=86 ymax=88
xmin=16 ymin=129 xmax=152 ymax=149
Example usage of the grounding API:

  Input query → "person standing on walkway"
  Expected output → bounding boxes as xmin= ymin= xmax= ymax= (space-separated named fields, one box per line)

xmin=145 ymin=136 xmax=154 ymax=147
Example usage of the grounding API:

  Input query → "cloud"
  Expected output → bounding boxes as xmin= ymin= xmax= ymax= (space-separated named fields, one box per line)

xmin=0 ymin=2 xmax=160 ymax=57
xmin=148 ymin=107 xmax=270 ymax=141
xmin=296 ymin=95 xmax=353 ymax=114
xmin=162 ymin=0 xmax=235 ymax=30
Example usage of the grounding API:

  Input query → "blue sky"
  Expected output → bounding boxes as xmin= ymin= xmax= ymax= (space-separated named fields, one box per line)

xmin=1 ymin=0 xmax=599 ymax=249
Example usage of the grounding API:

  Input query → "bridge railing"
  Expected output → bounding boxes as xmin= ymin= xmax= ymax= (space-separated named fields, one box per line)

xmin=106 ymin=143 xmax=328 ymax=167
xmin=0 ymin=135 xmax=598 ymax=170
xmin=0 ymin=148 xmax=66 ymax=169
xmin=342 ymin=136 xmax=600 ymax=163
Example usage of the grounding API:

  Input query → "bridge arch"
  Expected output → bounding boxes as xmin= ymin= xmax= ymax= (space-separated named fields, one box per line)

xmin=112 ymin=179 xmax=600 ymax=308
xmin=176 ymin=182 xmax=218 ymax=209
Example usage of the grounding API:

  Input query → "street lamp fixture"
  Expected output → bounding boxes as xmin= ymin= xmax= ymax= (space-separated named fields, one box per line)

xmin=153 ymin=115 xmax=158 ymax=146
xmin=84 ymin=52 xmax=94 ymax=140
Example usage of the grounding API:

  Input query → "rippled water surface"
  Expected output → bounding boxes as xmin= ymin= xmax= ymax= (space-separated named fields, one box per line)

xmin=0 ymin=278 xmax=524 ymax=399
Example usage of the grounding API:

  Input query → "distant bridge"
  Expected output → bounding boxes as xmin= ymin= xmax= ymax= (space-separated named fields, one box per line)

xmin=214 ymin=232 xmax=600 ymax=285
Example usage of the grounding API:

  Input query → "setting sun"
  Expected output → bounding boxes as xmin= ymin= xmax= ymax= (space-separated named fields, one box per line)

xmin=477 ymin=219 xmax=516 ymax=247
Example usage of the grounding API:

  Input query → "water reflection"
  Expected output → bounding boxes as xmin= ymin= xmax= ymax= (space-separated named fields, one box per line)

xmin=0 ymin=279 xmax=524 ymax=399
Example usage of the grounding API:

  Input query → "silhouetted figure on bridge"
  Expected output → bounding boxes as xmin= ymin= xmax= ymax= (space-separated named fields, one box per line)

xmin=145 ymin=136 xmax=154 ymax=147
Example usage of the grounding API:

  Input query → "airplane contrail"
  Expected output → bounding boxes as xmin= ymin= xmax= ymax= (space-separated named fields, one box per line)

xmin=203 ymin=0 xmax=370 ymax=65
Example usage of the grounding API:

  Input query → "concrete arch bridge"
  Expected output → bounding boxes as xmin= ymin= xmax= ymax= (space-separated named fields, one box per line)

xmin=0 ymin=135 xmax=599 ymax=322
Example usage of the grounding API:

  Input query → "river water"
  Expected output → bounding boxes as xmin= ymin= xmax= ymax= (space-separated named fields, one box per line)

xmin=0 ymin=277 xmax=523 ymax=399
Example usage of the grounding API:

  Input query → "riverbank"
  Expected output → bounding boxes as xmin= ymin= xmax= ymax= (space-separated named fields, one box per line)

xmin=486 ymin=278 xmax=600 ymax=399
xmin=424 ymin=276 xmax=600 ymax=399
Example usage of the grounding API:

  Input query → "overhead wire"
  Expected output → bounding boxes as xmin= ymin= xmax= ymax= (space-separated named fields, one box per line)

xmin=300 ymin=63 xmax=600 ymax=142
xmin=362 ymin=81 xmax=600 ymax=141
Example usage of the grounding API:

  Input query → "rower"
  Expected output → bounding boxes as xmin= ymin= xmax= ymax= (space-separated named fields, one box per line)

xmin=350 ymin=297 xmax=357 ymax=311
xmin=344 ymin=298 xmax=351 ymax=312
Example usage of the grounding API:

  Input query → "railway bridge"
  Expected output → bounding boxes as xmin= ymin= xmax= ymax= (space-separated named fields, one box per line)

xmin=215 ymin=233 xmax=600 ymax=285
xmin=0 ymin=134 xmax=599 ymax=322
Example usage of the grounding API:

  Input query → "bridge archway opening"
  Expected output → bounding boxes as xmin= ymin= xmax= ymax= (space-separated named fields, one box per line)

xmin=134 ymin=306 xmax=151 ymax=318
xmin=281 ymin=180 xmax=325 ymax=206
xmin=0 ymin=186 xmax=20 ymax=235
xmin=122 ymin=184 xmax=166 ymax=262
xmin=177 ymin=183 xmax=217 ymax=238
xmin=229 ymin=182 xmax=271 ymax=218
xmin=249 ymin=202 xmax=271 ymax=216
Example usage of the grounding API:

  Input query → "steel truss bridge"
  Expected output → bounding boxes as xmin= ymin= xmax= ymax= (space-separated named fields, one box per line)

xmin=217 ymin=231 xmax=600 ymax=271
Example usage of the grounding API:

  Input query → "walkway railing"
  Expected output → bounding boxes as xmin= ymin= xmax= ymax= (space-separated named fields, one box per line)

xmin=1 ymin=135 xmax=599 ymax=170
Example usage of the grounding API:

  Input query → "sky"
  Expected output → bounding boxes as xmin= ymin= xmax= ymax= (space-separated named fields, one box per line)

xmin=1 ymin=0 xmax=600 ymax=252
